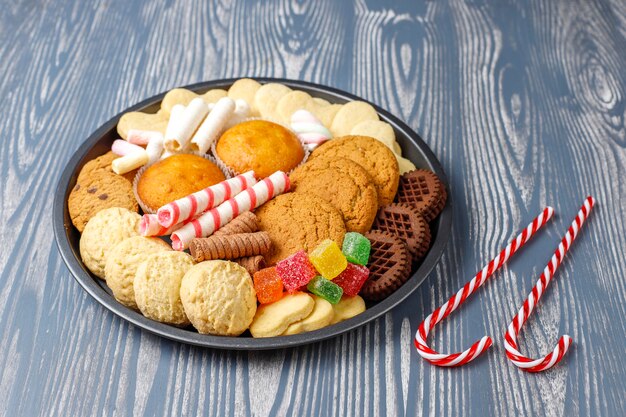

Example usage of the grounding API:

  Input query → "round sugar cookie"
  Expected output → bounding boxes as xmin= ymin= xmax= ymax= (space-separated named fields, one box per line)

xmin=104 ymin=236 xmax=172 ymax=309
xmin=330 ymin=101 xmax=379 ymax=137
xmin=256 ymin=193 xmax=346 ymax=265
xmin=309 ymin=135 xmax=400 ymax=206
xmin=79 ymin=207 xmax=141 ymax=279
xmin=350 ymin=120 xmax=402 ymax=155
xmin=289 ymin=157 xmax=378 ymax=233
xmin=69 ymin=171 xmax=138 ymax=232
xmin=134 ymin=251 xmax=194 ymax=326
xmin=180 ymin=260 xmax=257 ymax=336
xmin=228 ymin=78 xmax=261 ymax=116
xmin=161 ymin=88 xmax=198 ymax=115
xmin=254 ymin=83 xmax=292 ymax=120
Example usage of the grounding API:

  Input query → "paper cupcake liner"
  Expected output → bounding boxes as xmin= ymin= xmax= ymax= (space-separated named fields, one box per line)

xmin=133 ymin=152 xmax=231 ymax=214
xmin=210 ymin=116 xmax=310 ymax=178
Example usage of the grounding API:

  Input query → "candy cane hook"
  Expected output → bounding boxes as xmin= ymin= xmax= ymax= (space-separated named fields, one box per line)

xmin=504 ymin=197 xmax=595 ymax=372
xmin=415 ymin=207 xmax=554 ymax=366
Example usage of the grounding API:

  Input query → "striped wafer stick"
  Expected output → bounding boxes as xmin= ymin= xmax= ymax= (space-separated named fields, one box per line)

xmin=139 ymin=214 xmax=182 ymax=237
xmin=414 ymin=207 xmax=554 ymax=367
xmin=504 ymin=197 xmax=595 ymax=372
xmin=156 ymin=171 xmax=257 ymax=228
xmin=171 ymin=171 xmax=290 ymax=251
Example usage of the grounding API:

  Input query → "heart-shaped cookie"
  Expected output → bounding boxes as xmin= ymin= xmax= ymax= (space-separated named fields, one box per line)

xmin=117 ymin=110 xmax=169 ymax=140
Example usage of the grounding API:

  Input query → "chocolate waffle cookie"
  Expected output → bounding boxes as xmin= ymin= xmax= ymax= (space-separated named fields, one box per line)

xmin=360 ymin=231 xmax=411 ymax=301
xmin=373 ymin=203 xmax=431 ymax=259
xmin=395 ymin=169 xmax=446 ymax=222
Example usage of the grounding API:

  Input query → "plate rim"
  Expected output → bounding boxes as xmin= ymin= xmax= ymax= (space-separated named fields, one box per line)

xmin=53 ymin=77 xmax=452 ymax=350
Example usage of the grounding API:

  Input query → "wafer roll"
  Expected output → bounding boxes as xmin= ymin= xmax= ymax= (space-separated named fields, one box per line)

xmin=213 ymin=211 xmax=259 ymax=236
xmin=189 ymin=232 xmax=271 ymax=262
xmin=234 ymin=255 xmax=266 ymax=276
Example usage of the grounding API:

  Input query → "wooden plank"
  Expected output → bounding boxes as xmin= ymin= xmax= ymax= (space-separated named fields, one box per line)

xmin=0 ymin=0 xmax=624 ymax=416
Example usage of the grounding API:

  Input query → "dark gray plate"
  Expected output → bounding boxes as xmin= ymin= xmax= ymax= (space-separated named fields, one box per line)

xmin=53 ymin=78 xmax=452 ymax=350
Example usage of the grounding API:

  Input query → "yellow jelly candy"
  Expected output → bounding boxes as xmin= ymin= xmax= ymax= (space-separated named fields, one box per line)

xmin=308 ymin=239 xmax=347 ymax=280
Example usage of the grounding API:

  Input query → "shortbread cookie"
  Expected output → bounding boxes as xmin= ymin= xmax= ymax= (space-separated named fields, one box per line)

xmin=290 ymin=157 xmax=378 ymax=233
xmin=161 ymin=88 xmax=228 ymax=115
xmin=256 ymin=192 xmax=346 ymax=265
xmin=330 ymin=295 xmax=366 ymax=324
xmin=350 ymin=120 xmax=401 ymax=155
xmin=180 ymin=260 xmax=257 ymax=336
xmin=309 ymin=135 xmax=399 ymax=206
xmin=282 ymin=295 xmax=334 ymax=335
xmin=228 ymin=78 xmax=261 ymax=116
xmin=249 ymin=292 xmax=314 ymax=338
xmin=79 ymin=207 xmax=141 ymax=279
xmin=69 ymin=171 xmax=138 ymax=232
xmin=330 ymin=101 xmax=379 ymax=137
xmin=276 ymin=90 xmax=341 ymax=127
xmin=254 ymin=83 xmax=292 ymax=120
xmin=117 ymin=109 xmax=168 ymax=140
xmin=104 ymin=236 xmax=171 ymax=309
xmin=134 ymin=251 xmax=194 ymax=326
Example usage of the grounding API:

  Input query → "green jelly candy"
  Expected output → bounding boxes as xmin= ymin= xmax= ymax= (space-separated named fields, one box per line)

xmin=341 ymin=232 xmax=371 ymax=266
xmin=307 ymin=276 xmax=343 ymax=304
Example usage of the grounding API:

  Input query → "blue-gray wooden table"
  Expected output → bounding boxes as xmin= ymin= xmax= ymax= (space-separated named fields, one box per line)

xmin=1 ymin=1 xmax=625 ymax=416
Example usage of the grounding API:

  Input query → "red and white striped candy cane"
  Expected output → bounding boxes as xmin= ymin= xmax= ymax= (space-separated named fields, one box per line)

xmin=414 ymin=207 xmax=554 ymax=366
xmin=504 ymin=196 xmax=595 ymax=372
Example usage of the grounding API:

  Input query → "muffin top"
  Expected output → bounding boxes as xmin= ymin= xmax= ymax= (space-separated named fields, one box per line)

xmin=216 ymin=120 xmax=304 ymax=178
xmin=136 ymin=154 xmax=226 ymax=211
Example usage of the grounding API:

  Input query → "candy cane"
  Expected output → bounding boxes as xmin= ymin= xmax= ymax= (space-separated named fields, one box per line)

xmin=170 ymin=171 xmax=290 ymax=251
xmin=156 ymin=171 xmax=257 ymax=228
xmin=414 ymin=207 xmax=554 ymax=366
xmin=504 ymin=197 xmax=595 ymax=372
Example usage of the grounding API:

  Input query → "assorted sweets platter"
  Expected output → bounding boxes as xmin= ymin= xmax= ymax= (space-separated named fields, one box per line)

xmin=53 ymin=78 xmax=451 ymax=349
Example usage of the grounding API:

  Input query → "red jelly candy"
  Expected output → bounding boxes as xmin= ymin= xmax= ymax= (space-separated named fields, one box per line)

xmin=253 ymin=267 xmax=283 ymax=304
xmin=332 ymin=263 xmax=370 ymax=296
xmin=276 ymin=250 xmax=317 ymax=293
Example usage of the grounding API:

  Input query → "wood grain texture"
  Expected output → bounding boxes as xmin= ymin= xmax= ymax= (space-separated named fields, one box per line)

xmin=0 ymin=0 xmax=625 ymax=416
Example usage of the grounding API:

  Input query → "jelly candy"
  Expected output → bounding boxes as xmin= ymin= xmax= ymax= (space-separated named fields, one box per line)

xmin=332 ymin=263 xmax=369 ymax=296
xmin=341 ymin=232 xmax=371 ymax=266
xmin=308 ymin=239 xmax=347 ymax=280
xmin=276 ymin=250 xmax=317 ymax=292
xmin=307 ymin=276 xmax=343 ymax=304
xmin=253 ymin=267 xmax=284 ymax=304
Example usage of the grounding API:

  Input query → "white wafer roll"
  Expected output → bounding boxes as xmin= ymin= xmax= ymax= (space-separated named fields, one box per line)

xmin=189 ymin=97 xmax=236 ymax=153
xmin=111 ymin=139 xmax=144 ymax=156
xmin=157 ymin=171 xmax=257 ymax=228
xmin=145 ymin=134 xmax=164 ymax=164
xmin=164 ymin=104 xmax=185 ymax=139
xmin=126 ymin=130 xmax=163 ymax=146
xmin=225 ymin=99 xmax=250 ymax=128
xmin=112 ymin=150 xmax=149 ymax=174
xmin=171 ymin=171 xmax=290 ymax=250
xmin=164 ymin=98 xmax=210 ymax=152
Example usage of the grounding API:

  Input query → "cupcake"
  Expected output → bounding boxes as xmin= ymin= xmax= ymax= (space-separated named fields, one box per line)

xmin=215 ymin=120 xmax=304 ymax=178
xmin=136 ymin=154 xmax=226 ymax=211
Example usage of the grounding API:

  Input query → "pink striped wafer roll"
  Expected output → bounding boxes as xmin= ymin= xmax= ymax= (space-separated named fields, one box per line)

xmin=139 ymin=214 xmax=183 ymax=237
xmin=157 ymin=171 xmax=257 ymax=228
xmin=112 ymin=139 xmax=145 ymax=156
xmin=127 ymin=130 xmax=164 ymax=146
xmin=170 ymin=171 xmax=290 ymax=251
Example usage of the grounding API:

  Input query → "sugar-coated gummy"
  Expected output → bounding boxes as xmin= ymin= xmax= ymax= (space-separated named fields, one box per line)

xmin=307 ymin=276 xmax=343 ymax=304
xmin=308 ymin=239 xmax=347 ymax=280
xmin=276 ymin=250 xmax=317 ymax=292
xmin=332 ymin=263 xmax=370 ymax=297
xmin=253 ymin=267 xmax=284 ymax=304
xmin=341 ymin=232 xmax=371 ymax=266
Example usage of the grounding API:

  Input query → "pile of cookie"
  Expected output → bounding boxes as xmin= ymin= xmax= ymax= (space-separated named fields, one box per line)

xmin=71 ymin=78 xmax=447 ymax=338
